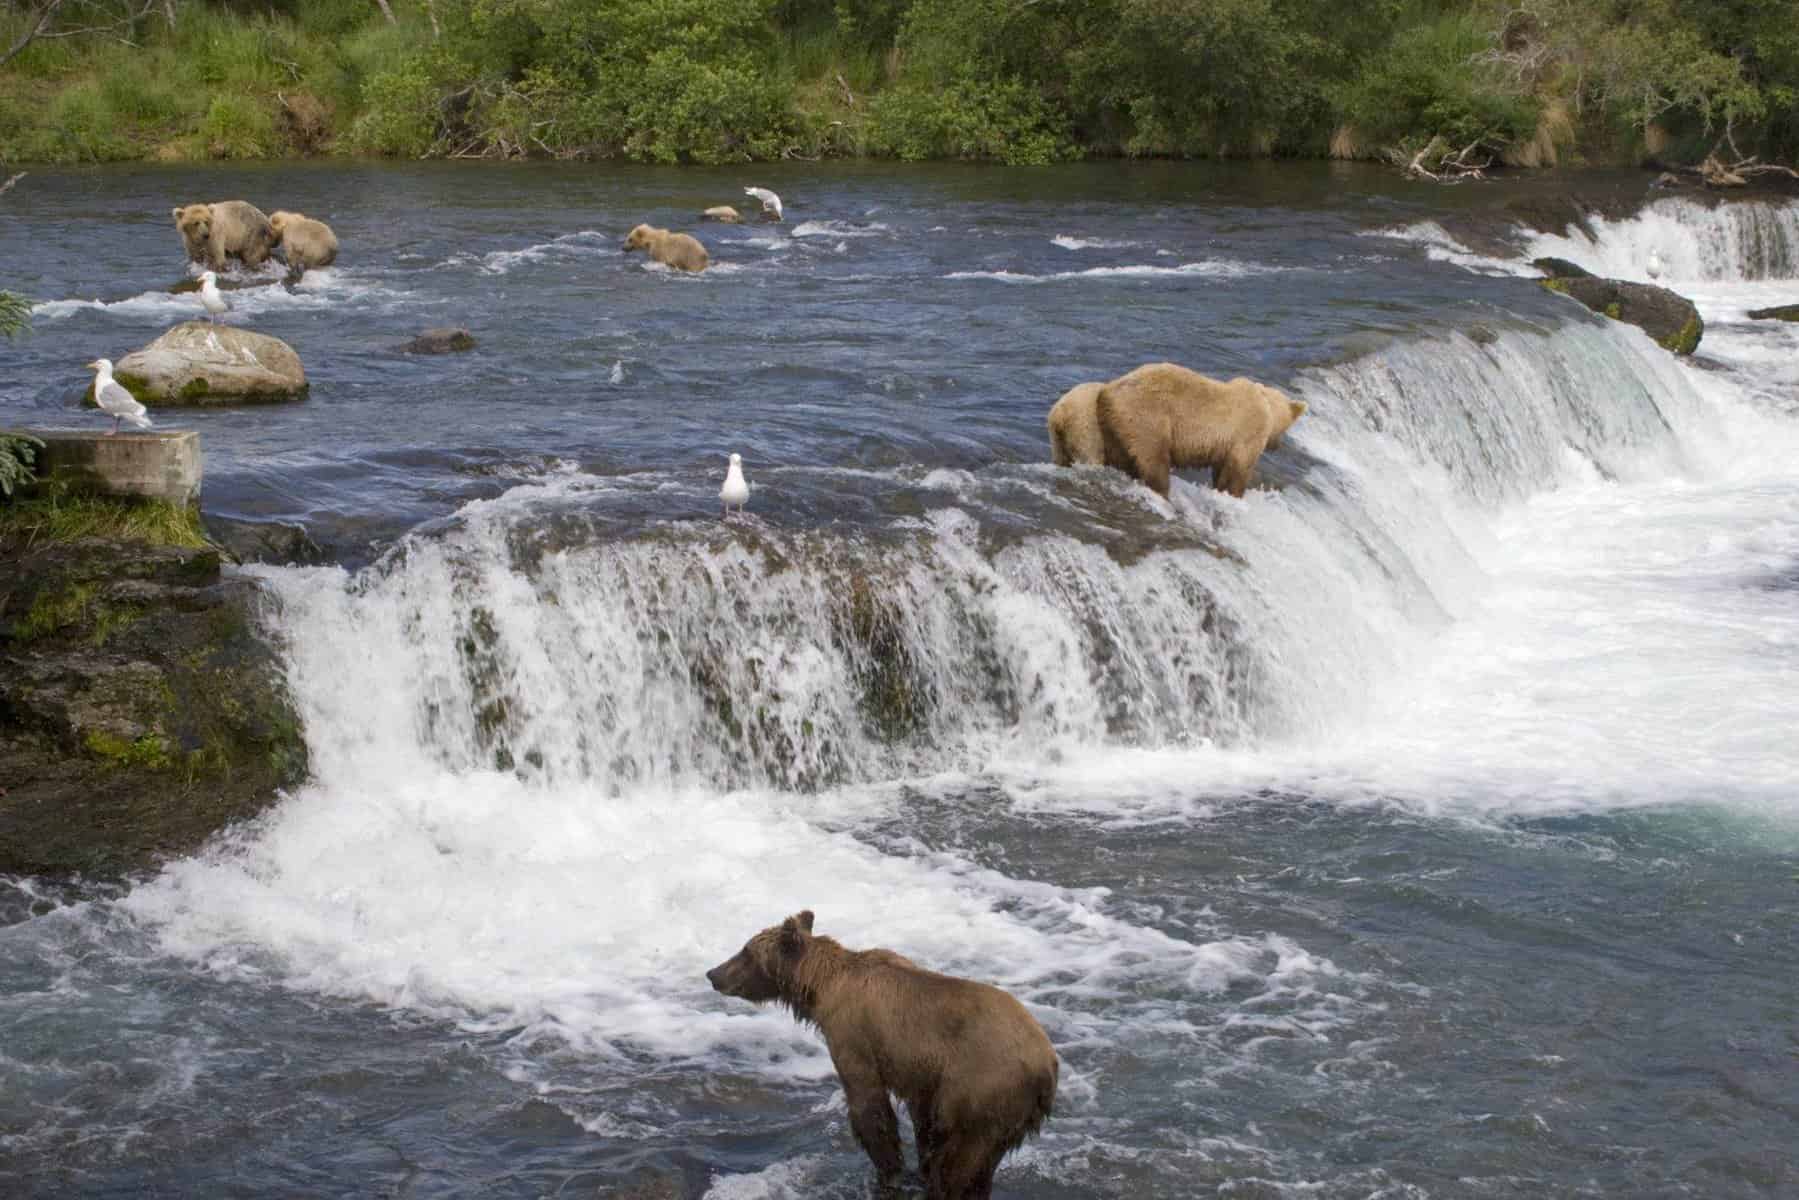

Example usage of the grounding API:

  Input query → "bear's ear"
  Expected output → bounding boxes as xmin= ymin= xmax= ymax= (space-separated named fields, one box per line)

xmin=171 ymin=207 xmax=183 ymax=220
xmin=796 ymin=909 xmax=814 ymax=933
xmin=1289 ymin=399 xmax=1307 ymax=419
xmin=780 ymin=911 xmax=813 ymax=952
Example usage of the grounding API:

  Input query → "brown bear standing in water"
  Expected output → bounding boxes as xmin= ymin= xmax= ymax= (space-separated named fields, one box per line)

xmin=1047 ymin=380 xmax=1106 ymax=466
xmin=172 ymin=201 xmax=275 ymax=271
xmin=622 ymin=223 xmax=709 ymax=272
xmin=1095 ymin=361 xmax=1307 ymax=497
xmin=268 ymin=210 xmax=339 ymax=281
xmin=708 ymin=911 xmax=1057 ymax=1200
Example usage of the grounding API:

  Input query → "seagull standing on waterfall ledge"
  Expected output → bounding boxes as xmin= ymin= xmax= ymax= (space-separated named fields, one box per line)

xmin=720 ymin=452 xmax=750 ymax=520
xmin=744 ymin=187 xmax=783 ymax=221
xmin=86 ymin=359 xmax=152 ymax=435
xmin=198 ymin=270 xmax=230 ymax=323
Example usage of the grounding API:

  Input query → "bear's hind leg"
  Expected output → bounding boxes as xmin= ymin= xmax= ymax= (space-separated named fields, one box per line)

xmin=928 ymin=1132 xmax=1005 ymax=1200
xmin=1212 ymin=447 xmax=1258 ymax=498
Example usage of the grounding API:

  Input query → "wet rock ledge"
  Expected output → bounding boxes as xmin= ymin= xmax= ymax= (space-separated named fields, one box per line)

xmin=0 ymin=496 xmax=307 ymax=879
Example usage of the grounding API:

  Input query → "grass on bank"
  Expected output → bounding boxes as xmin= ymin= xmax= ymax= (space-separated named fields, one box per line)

xmin=0 ymin=493 xmax=211 ymax=551
xmin=1 ymin=0 xmax=1795 ymax=166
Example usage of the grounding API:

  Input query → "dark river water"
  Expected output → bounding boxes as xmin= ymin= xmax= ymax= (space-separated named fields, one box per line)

xmin=2 ymin=163 xmax=1797 ymax=1199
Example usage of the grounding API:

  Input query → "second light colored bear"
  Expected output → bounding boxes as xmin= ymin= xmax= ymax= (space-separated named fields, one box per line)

xmin=268 ymin=210 xmax=338 ymax=280
xmin=1047 ymin=381 xmax=1106 ymax=467
xmin=1095 ymin=362 xmax=1306 ymax=497
xmin=622 ymin=223 xmax=709 ymax=273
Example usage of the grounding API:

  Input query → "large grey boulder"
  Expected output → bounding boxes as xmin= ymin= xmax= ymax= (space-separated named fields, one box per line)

xmin=98 ymin=322 xmax=307 ymax=405
xmin=1541 ymin=275 xmax=1704 ymax=355
xmin=1747 ymin=303 xmax=1799 ymax=322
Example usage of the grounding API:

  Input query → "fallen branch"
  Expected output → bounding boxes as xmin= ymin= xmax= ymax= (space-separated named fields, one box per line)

xmin=0 ymin=172 xmax=24 ymax=197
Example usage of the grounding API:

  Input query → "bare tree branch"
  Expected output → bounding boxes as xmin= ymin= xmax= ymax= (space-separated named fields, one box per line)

xmin=373 ymin=0 xmax=397 ymax=24
xmin=2 ymin=0 xmax=159 ymax=67
xmin=0 ymin=172 xmax=25 ymax=197
xmin=0 ymin=0 xmax=74 ymax=69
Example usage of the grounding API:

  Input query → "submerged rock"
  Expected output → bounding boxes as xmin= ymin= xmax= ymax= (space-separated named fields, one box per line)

xmin=1746 ymin=303 xmax=1799 ymax=322
xmin=1531 ymin=256 xmax=1592 ymax=279
xmin=1541 ymin=275 xmax=1704 ymax=355
xmin=95 ymin=322 xmax=307 ymax=405
xmin=0 ymin=510 xmax=308 ymax=878
xmin=402 ymin=327 xmax=477 ymax=354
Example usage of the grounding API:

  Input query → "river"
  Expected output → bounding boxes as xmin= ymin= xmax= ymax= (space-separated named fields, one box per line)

xmin=1 ymin=162 xmax=1796 ymax=1198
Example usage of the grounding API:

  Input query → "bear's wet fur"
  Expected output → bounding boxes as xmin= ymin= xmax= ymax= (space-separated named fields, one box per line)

xmin=268 ymin=210 xmax=339 ymax=281
xmin=622 ymin=223 xmax=709 ymax=272
xmin=1095 ymin=361 xmax=1306 ymax=497
xmin=708 ymin=911 xmax=1057 ymax=1200
xmin=1047 ymin=380 xmax=1106 ymax=467
xmin=172 ymin=200 xmax=275 ymax=271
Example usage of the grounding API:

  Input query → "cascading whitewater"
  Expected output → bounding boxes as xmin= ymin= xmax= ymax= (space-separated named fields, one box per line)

xmin=1529 ymin=195 xmax=1799 ymax=282
xmin=262 ymin=316 xmax=1705 ymax=797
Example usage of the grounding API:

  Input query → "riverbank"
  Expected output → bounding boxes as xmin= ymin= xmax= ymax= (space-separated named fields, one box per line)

xmin=4 ymin=1 xmax=1797 ymax=169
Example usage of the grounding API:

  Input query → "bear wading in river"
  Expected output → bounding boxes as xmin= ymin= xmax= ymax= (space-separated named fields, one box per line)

xmin=708 ymin=911 xmax=1057 ymax=1200
xmin=268 ymin=210 xmax=338 ymax=281
xmin=1092 ymin=361 xmax=1306 ymax=497
xmin=172 ymin=200 xmax=275 ymax=272
xmin=622 ymin=223 xmax=709 ymax=273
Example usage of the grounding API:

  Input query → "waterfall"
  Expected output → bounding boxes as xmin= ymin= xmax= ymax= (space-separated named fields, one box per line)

xmin=1528 ymin=196 xmax=1799 ymax=282
xmin=255 ymin=317 xmax=1706 ymax=797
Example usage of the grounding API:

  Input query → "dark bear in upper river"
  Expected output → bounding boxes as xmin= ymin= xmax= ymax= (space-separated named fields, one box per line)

xmin=707 ymin=910 xmax=1058 ymax=1200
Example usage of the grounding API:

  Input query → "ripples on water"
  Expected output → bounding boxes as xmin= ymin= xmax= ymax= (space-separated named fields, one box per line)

xmin=2 ymin=164 xmax=1797 ymax=1198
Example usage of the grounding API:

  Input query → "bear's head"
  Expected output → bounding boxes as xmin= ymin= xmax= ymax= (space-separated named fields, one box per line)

xmin=268 ymin=211 xmax=297 ymax=240
xmin=622 ymin=224 xmax=659 ymax=253
xmin=1262 ymin=386 xmax=1307 ymax=449
xmin=707 ymin=910 xmax=815 ymax=1005
xmin=173 ymin=204 xmax=212 ymax=250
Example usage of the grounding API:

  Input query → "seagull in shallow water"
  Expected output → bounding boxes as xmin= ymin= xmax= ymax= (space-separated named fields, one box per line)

xmin=86 ymin=358 xmax=151 ymax=435
xmin=198 ymin=270 xmax=229 ymax=322
xmin=720 ymin=452 xmax=750 ymax=520
xmin=1646 ymin=249 xmax=1664 ymax=280
xmin=744 ymin=186 xmax=783 ymax=221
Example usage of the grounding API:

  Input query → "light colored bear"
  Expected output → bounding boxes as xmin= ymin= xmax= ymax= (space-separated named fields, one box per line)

xmin=622 ymin=223 xmax=709 ymax=273
xmin=267 ymin=210 xmax=338 ymax=280
xmin=1094 ymin=362 xmax=1306 ymax=497
xmin=1047 ymin=381 xmax=1106 ymax=466
xmin=172 ymin=200 xmax=275 ymax=271
xmin=702 ymin=205 xmax=742 ymax=223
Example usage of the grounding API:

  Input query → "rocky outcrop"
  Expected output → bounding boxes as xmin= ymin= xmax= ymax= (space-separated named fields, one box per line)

xmin=1541 ymin=275 xmax=1704 ymax=355
xmin=402 ymin=327 xmax=476 ymax=354
xmin=0 ymin=515 xmax=307 ymax=878
xmin=95 ymin=322 xmax=307 ymax=405
xmin=1531 ymin=257 xmax=1592 ymax=279
xmin=1746 ymin=303 xmax=1799 ymax=322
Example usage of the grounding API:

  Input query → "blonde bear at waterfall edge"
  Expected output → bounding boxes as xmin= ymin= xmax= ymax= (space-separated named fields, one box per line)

xmin=622 ymin=223 xmax=709 ymax=272
xmin=268 ymin=210 xmax=339 ymax=280
xmin=1092 ymin=362 xmax=1306 ymax=497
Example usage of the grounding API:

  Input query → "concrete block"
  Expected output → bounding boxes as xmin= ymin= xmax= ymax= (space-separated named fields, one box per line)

xmin=9 ymin=429 xmax=202 ymax=505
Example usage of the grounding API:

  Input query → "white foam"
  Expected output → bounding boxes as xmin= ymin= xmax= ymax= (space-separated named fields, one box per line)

xmin=790 ymin=220 xmax=888 ymax=239
xmin=1052 ymin=235 xmax=1138 ymax=250
xmin=461 ymin=230 xmax=614 ymax=275
xmin=945 ymin=260 xmax=1275 ymax=283
xmin=1525 ymin=197 xmax=1799 ymax=284
xmin=1362 ymin=222 xmax=1535 ymax=277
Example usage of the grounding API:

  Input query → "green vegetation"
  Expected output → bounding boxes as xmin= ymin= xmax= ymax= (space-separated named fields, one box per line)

xmin=2 ymin=0 xmax=1797 ymax=165
xmin=0 ymin=493 xmax=211 ymax=550
xmin=0 ymin=433 xmax=41 ymax=498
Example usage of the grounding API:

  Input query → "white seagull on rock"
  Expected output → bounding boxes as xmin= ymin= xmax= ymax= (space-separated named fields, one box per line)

xmin=87 ymin=358 xmax=152 ymax=434
xmin=198 ymin=270 xmax=230 ymax=323
xmin=720 ymin=452 xmax=750 ymax=520
xmin=744 ymin=186 xmax=783 ymax=221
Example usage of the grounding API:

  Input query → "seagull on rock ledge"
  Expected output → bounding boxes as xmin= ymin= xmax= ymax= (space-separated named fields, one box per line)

xmin=744 ymin=186 xmax=783 ymax=221
xmin=87 ymin=358 xmax=152 ymax=435
xmin=720 ymin=452 xmax=750 ymax=520
xmin=198 ymin=270 xmax=230 ymax=323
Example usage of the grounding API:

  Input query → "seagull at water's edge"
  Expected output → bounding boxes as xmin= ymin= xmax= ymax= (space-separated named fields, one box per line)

xmin=720 ymin=452 xmax=750 ymax=520
xmin=87 ymin=359 xmax=152 ymax=435
xmin=744 ymin=187 xmax=783 ymax=221
xmin=198 ymin=270 xmax=230 ymax=323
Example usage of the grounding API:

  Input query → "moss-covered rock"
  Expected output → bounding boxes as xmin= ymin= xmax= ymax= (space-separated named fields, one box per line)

xmin=0 ymin=510 xmax=308 ymax=878
xmin=1540 ymin=274 xmax=1704 ymax=355
xmin=1746 ymin=303 xmax=1799 ymax=323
